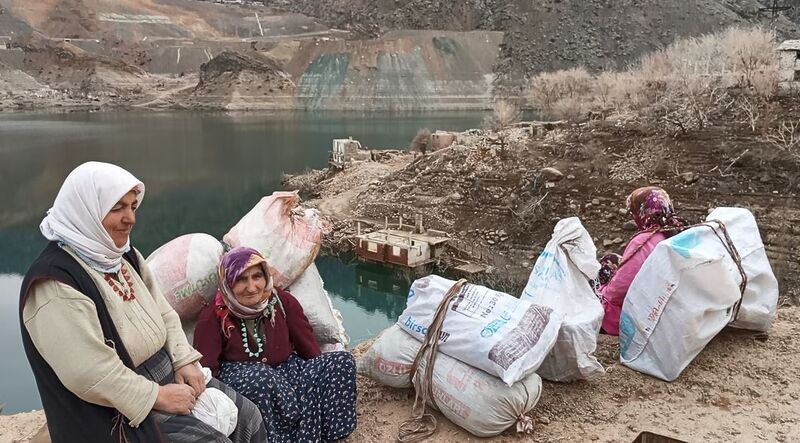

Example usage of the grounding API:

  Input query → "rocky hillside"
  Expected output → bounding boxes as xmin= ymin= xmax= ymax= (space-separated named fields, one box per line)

xmin=2 ymin=0 xmax=800 ymax=110
xmin=188 ymin=50 xmax=296 ymax=110
xmin=262 ymin=0 xmax=800 ymax=94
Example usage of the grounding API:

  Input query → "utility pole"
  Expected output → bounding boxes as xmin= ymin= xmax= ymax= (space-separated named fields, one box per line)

xmin=758 ymin=0 xmax=792 ymax=18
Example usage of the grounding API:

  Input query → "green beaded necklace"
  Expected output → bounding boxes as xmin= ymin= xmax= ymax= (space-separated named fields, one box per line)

xmin=240 ymin=318 xmax=264 ymax=358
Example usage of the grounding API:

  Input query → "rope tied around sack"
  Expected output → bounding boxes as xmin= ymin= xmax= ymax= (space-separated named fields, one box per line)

xmin=596 ymin=219 xmax=748 ymax=321
xmin=397 ymin=278 xmax=467 ymax=443
xmin=695 ymin=219 xmax=748 ymax=321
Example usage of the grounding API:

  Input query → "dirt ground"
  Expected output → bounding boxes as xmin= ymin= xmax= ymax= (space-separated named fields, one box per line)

xmin=286 ymin=103 xmax=800 ymax=441
xmin=348 ymin=305 xmax=800 ymax=443
xmin=3 ymin=305 xmax=797 ymax=442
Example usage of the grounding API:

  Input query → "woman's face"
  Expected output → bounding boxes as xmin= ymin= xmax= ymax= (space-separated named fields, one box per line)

xmin=232 ymin=264 xmax=273 ymax=307
xmin=102 ymin=190 xmax=138 ymax=248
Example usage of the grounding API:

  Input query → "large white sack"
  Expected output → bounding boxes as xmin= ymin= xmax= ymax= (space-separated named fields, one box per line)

xmin=357 ymin=325 xmax=417 ymax=388
xmin=286 ymin=263 xmax=349 ymax=346
xmin=521 ymin=217 xmax=605 ymax=382
xmin=358 ymin=325 xmax=543 ymax=437
xmin=223 ymin=191 xmax=328 ymax=289
xmin=146 ymin=233 xmax=224 ymax=322
xmin=711 ymin=209 xmax=779 ymax=332
xmin=619 ymin=207 xmax=778 ymax=381
xmin=398 ymin=275 xmax=562 ymax=386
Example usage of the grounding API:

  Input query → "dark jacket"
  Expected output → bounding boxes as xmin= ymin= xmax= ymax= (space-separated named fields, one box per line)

xmin=19 ymin=242 xmax=162 ymax=443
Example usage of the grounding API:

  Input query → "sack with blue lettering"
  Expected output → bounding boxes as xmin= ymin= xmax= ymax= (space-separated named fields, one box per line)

xmin=398 ymin=275 xmax=562 ymax=386
xmin=521 ymin=217 xmax=605 ymax=382
xmin=358 ymin=325 xmax=544 ymax=437
xmin=619 ymin=207 xmax=778 ymax=381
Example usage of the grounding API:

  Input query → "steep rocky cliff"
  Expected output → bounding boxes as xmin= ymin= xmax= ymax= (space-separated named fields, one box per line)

xmin=2 ymin=0 xmax=800 ymax=109
xmin=262 ymin=0 xmax=800 ymax=94
xmin=285 ymin=31 xmax=502 ymax=110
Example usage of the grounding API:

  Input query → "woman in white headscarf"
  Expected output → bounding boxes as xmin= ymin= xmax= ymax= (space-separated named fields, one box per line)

xmin=19 ymin=162 xmax=266 ymax=443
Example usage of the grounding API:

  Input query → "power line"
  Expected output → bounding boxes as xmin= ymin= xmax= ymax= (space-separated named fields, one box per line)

xmin=758 ymin=0 xmax=792 ymax=18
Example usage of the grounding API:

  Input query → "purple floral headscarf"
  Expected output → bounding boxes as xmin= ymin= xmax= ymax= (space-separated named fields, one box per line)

xmin=217 ymin=247 xmax=275 ymax=320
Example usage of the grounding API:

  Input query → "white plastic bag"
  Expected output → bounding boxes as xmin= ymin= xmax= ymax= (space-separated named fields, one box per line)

xmin=398 ymin=275 xmax=562 ymax=386
xmin=192 ymin=368 xmax=238 ymax=437
xmin=358 ymin=325 xmax=543 ymax=437
xmin=146 ymin=233 xmax=224 ymax=322
xmin=223 ymin=191 xmax=329 ymax=289
xmin=521 ymin=217 xmax=605 ymax=382
xmin=286 ymin=263 xmax=349 ymax=346
xmin=620 ymin=207 xmax=778 ymax=381
xmin=357 ymin=325 xmax=418 ymax=388
xmin=713 ymin=209 xmax=779 ymax=332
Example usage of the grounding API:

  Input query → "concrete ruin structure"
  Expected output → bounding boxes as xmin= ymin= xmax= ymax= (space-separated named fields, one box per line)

xmin=355 ymin=229 xmax=450 ymax=268
xmin=354 ymin=216 xmax=450 ymax=268
xmin=329 ymin=137 xmax=369 ymax=169
xmin=430 ymin=130 xmax=458 ymax=151
xmin=778 ymin=40 xmax=800 ymax=92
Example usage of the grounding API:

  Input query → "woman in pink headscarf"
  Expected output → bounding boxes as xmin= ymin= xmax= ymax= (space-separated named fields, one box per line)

xmin=598 ymin=186 xmax=686 ymax=335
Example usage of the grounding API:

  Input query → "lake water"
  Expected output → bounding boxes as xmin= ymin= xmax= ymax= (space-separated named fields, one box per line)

xmin=0 ymin=110 xmax=484 ymax=413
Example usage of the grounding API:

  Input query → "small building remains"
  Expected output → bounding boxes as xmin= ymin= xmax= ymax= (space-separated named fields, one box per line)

xmin=778 ymin=40 xmax=800 ymax=92
xmin=329 ymin=137 xmax=370 ymax=169
xmin=430 ymin=130 xmax=458 ymax=151
xmin=354 ymin=217 xmax=450 ymax=268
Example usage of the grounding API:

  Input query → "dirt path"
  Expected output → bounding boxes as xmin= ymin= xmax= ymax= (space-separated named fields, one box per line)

xmin=317 ymin=183 xmax=363 ymax=220
xmin=308 ymin=154 xmax=414 ymax=221
xmin=133 ymin=75 xmax=198 ymax=109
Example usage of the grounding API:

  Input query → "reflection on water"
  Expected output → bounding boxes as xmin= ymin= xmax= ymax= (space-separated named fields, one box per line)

xmin=0 ymin=111 xmax=481 ymax=413
xmin=0 ymin=111 xmax=484 ymax=271
xmin=316 ymin=256 xmax=408 ymax=345
xmin=0 ymin=273 xmax=40 ymax=414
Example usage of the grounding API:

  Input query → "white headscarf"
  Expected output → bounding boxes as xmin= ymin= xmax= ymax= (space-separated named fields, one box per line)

xmin=40 ymin=161 xmax=145 ymax=273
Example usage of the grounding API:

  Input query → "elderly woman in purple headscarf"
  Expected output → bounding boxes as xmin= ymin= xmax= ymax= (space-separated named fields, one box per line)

xmin=194 ymin=246 xmax=357 ymax=443
xmin=598 ymin=186 xmax=687 ymax=335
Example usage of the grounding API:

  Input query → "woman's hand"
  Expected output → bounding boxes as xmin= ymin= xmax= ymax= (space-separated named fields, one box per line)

xmin=153 ymin=383 xmax=196 ymax=415
xmin=175 ymin=363 xmax=206 ymax=397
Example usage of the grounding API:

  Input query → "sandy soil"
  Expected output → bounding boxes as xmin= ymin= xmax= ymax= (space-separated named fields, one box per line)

xmin=347 ymin=305 xmax=800 ymax=443
xmin=3 ymin=306 xmax=797 ymax=442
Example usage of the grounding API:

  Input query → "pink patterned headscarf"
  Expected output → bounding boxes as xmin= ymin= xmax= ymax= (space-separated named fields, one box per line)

xmin=626 ymin=186 xmax=684 ymax=232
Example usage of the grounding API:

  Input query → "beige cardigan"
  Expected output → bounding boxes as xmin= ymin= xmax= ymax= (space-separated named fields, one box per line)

xmin=22 ymin=247 xmax=201 ymax=426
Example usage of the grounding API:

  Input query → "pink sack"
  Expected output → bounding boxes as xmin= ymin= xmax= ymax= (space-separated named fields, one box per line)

xmin=223 ymin=191 xmax=329 ymax=288
xmin=146 ymin=233 xmax=224 ymax=321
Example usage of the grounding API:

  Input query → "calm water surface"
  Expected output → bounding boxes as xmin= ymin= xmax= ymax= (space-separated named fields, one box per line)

xmin=0 ymin=110 xmax=483 ymax=413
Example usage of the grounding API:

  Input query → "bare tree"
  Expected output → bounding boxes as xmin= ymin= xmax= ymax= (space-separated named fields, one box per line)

xmin=409 ymin=128 xmax=431 ymax=155
xmin=765 ymin=120 xmax=800 ymax=163
xmin=529 ymin=67 xmax=591 ymax=115
xmin=738 ymin=96 xmax=763 ymax=132
xmin=722 ymin=26 xmax=779 ymax=95
xmin=483 ymin=100 xmax=521 ymax=156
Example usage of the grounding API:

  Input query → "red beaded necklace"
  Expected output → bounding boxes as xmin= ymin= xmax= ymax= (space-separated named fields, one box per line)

xmin=104 ymin=267 xmax=136 ymax=301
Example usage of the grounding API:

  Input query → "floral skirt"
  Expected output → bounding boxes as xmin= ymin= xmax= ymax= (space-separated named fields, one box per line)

xmin=219 ymin=351 xmax=357 ymax=443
